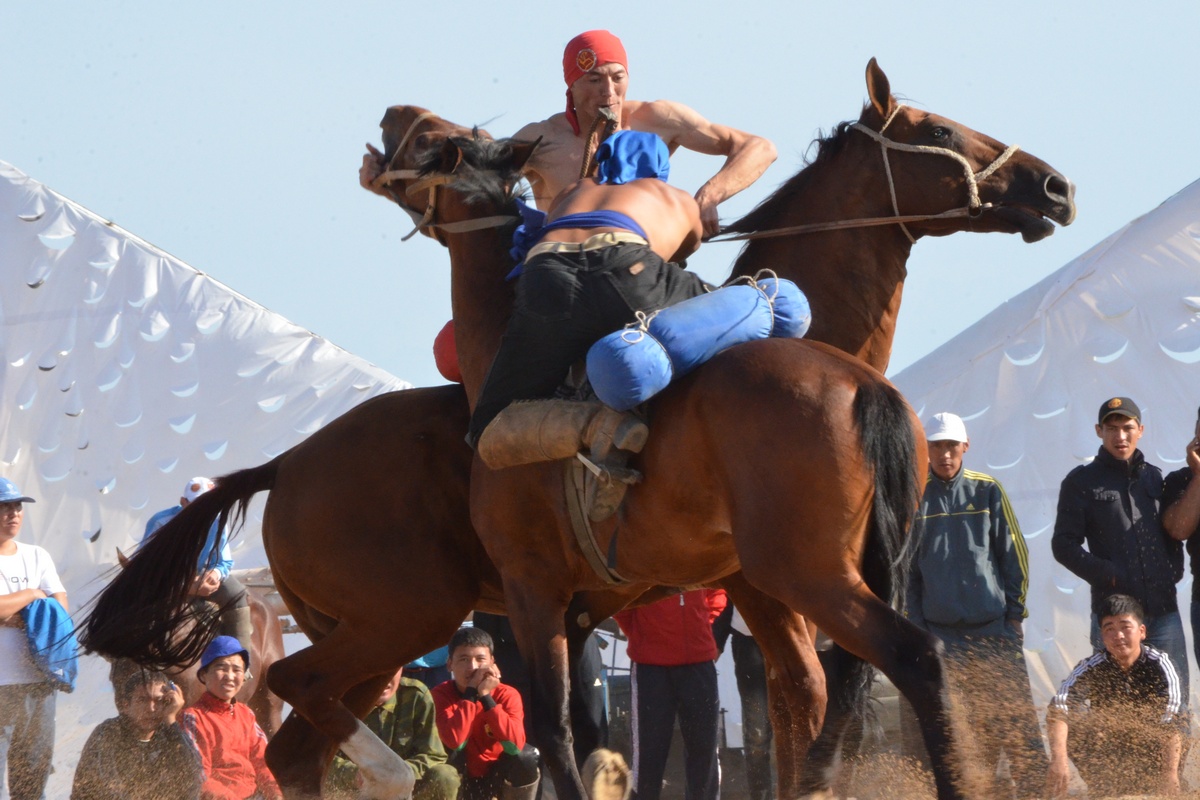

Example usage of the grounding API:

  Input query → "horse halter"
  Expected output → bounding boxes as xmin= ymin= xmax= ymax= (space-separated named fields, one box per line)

xmin=372 ymin=112 xmax=516 ymax=243
xmin=849 ymin=104 xmax=1020 ymax=244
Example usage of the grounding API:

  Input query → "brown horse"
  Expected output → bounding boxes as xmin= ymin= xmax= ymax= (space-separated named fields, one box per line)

xmin=79 ymin=60 xmax=1074 ymax=800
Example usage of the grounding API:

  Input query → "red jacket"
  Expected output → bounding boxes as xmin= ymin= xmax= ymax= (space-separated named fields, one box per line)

xmin=181 ymin=692 xmax=281 ymax=800
xmin=431 ymin=681 xmax=526 ymax=778
xmin=615 ymin=589 xmax=727 ymax=666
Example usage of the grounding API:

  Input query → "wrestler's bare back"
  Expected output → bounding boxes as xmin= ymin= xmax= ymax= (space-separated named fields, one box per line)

xmin=515 ymin=100 xmax=681 ymax=209
xmin=540 ymin=177 xmax=702 ymax=265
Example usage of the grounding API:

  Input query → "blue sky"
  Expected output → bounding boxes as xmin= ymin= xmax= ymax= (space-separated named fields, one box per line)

xmin=5 ymin=2 xmax=1199 ymax=387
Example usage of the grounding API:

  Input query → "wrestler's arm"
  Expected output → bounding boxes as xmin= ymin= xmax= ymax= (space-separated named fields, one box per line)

xmin=637 ymin=100 xmax=777 ymax=235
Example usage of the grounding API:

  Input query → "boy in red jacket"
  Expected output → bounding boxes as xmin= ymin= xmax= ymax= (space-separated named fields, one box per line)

xmin=615 ymin=589 xmax=727 ymax=800
xmin=180 ymin=637 xmax=281 ymax=800
xmin=431 ymin=626 xmax=540 ymax=800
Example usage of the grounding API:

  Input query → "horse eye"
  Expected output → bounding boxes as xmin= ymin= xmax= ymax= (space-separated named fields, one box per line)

xmin=929 ymin=127 xmax=950 ymax=140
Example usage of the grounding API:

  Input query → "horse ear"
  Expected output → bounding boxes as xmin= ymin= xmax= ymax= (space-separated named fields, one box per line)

xmin=438 ymin=139 xmax=465 ymax=174
xmin=864 ymin=58 xmax=895 ymax=123
xmin=508 ymin=137 xmax=542 ymax=173
xmin=380 ymin=105 xmax=411 ymax=161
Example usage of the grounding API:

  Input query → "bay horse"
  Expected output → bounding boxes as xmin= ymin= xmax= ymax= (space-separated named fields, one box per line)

xmin=79 ymin=60 xmax=1074 ymax=800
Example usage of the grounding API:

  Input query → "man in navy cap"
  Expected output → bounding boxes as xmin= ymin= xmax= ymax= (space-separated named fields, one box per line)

xmin=0 ymin=476 xmax=67 ymax=800
xmin=1052 ymin=397 xmax=1189 ymax=702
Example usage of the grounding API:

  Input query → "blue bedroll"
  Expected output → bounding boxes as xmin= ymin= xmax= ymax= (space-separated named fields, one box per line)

xmin=587 ymin=279 xmax=810 ymax=411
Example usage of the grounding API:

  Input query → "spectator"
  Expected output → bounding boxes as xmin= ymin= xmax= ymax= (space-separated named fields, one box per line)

xmin=0 ymin=476 xmax=67 ymax=800
xmin=180 ymin=636 xmax=281 ymax=800
xmin=1163 ymin=405 xmax=1200 ymax=669
xmin=431 ymin=627 xmax=540 ymax=800
xmin=71 ymin=668 xmax=202 ymax=800
xmin=614 ymin=589 xmax=726 ymax=800
xmin=905 ymin=412 xmax=1046 ymax=796
xmin=326 ymin=668 xmax=459 ymax=800
xmin=144 ymin=477 xmax=251 ymax=646
xmin=1051 ymin=397 xmax=1189 ymax=701
xmin=474 ymin=611 xmax=609 ymax=764
xmin=1045 ymin=594 xmax=1185 ymax=798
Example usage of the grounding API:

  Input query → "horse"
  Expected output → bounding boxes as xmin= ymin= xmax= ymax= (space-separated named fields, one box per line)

xmin=106 ymin=584 xmax=287 ymax=735
xmin=79 ymin=59 xmax=1074 ymax=800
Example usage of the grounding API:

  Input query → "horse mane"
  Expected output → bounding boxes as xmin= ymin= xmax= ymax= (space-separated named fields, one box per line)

xmin=416 ymin=130 xmax=529 ymax=212
xmin=723 ymin=120 xmax=856 ymax=234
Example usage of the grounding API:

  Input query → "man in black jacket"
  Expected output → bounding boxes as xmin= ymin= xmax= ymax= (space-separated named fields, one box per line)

xmin=1052 ymin=396 xmax=1188 ymax=702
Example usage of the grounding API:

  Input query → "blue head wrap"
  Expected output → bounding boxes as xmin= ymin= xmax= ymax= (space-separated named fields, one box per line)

xmin=596 ymin=131 xmax=670 ymax=185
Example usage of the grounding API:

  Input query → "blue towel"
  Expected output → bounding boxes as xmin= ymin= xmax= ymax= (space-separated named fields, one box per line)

xmin=406 ymin=645 xmax=449 ymax=670
xmin=20 ymin=598 xmax=78 ymax=692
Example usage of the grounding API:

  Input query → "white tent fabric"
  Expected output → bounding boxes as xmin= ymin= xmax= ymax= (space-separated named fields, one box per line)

xmin=892 ymin=177 xmax=1200 ymax=707
xmin=0 ymin=160 xmax=410 ymax=795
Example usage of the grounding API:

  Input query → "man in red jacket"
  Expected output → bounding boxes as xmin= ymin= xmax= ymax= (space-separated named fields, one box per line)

xmin=431 ymin=627 xmax=540 ymax=800
xmin=615 ymin=589 xmax=727 ymax=800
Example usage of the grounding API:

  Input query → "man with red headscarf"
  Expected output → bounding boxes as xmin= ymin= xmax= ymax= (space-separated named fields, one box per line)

xmin=360 ymin=29 xmax=775 ymax=238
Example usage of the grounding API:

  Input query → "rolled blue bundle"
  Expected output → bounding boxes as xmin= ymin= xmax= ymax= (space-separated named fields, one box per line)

xmin=756 ymin=278 xmax=812 ymax=339
xmin=587 ymin=280 xmax=813 ymax=411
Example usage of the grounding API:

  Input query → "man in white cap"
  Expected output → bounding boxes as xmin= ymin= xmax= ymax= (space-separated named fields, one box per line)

xmin=904 ymin=413 xmax=1046 ymax=797
xmin=0 ymin=476 xmax=67 ymax=800
xmin=143 ymin=478 xmax=252 ymax=647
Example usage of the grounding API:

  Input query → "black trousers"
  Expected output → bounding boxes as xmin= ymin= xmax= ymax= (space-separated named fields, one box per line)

xmin=629 ymin=661 xmax=719 ymax=800
xmin=457 ymin=744 xmax=541 ymax=800
xmin=731 ymin=632 xmax=773 ymax=800
xmin=467 ymin=244 xmax=709 ymax=445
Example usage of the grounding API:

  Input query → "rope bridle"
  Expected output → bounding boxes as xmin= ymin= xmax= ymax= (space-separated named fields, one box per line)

xmin=371 ymin=112 xmax=517 ymax=243
xmin=709 ymin=104 xmax=1020 ymax=245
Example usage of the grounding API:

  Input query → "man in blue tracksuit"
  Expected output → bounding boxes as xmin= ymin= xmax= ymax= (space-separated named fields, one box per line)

xmin=906 ymin=412 xmax=1046 ymax=797
xmin=143 ymin=477 xmax=251 ymax=647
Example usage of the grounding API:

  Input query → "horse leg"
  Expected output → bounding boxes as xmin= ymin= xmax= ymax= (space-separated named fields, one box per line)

xmin=505 ymin=585 xmax=586 ymax=800
xmin=721 ymin=571 xmax=824 ymax=800
xmin=762 ymin=580 xmax=958 ymax=800
xmin=264 ymin=623 xmax=444 ymax=799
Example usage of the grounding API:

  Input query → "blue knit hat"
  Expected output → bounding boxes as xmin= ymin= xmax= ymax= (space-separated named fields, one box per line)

xmin=0 ymin=478 xmax=35 ymax=504
xmin=199 ymin=635 xmax=250 ymax=671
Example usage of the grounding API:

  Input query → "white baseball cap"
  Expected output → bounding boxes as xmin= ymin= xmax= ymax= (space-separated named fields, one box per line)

xmin=925 ymin=412 xmax=968 ymax=443
xmin=182 ymin=477 xmax=215 ymax=503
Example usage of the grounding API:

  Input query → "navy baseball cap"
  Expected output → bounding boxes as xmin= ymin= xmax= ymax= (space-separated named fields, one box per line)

xmin=199 ymin=636 xmax=250 ymax=671
xmin=1098 ymin=397 xmax=1141 ymax=425
xmin=0 ymin=478 xmax=35 ymax=504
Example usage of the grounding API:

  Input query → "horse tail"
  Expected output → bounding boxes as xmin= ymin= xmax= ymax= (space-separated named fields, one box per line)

xmin=78 ymin=457 xmax=282 ymax=671
xmin=853 ymin=378 xmax=922 ymax=607
xmin=817 ymin=379 xmax=921 ymax=761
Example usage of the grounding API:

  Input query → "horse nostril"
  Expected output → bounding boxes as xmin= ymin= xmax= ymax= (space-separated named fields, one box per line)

xmin=1044 ymin=173 xmax=1074 ymax=203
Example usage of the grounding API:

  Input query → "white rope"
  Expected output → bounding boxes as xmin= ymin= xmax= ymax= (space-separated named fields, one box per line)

xmin=619 ymin=310 xmax=659 ymax=343
xmin=848 ymin=104 xmax=1020 ymax=244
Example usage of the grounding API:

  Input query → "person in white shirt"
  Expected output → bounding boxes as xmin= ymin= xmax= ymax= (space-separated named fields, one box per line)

xmin=0 ymin=476 xmax=67 ymax=800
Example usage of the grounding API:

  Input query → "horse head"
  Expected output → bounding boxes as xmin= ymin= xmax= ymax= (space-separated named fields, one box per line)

xmin=374 ymin=105 xmax=538 ymax=244
xmin=855 ymin=58 xmax=1076 ymax=243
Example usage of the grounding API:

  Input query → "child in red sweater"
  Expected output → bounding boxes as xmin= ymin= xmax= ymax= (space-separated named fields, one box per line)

xmin=180 ymin=637 xmax=281 ymax=800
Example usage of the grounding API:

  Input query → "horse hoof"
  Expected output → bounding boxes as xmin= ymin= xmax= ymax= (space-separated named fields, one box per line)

xmin=582 ymin=748 xmax=631 ymax=800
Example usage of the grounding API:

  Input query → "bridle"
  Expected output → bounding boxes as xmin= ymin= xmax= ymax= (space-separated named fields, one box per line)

xmin=709 ymin=104 xmax=1020 ymax=244
xmin=371 ymin=111 xmax=517 ymax=244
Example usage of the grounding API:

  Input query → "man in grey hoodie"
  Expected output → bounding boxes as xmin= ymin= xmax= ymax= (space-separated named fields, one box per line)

xmin=906 ymin=412 xmax=1046 ymax=798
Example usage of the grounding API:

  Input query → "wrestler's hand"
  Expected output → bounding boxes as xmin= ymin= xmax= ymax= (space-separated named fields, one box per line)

xmin=1187 ymin=436 xmax=1200 ymax=475
xmin=192 ymin=569 xmax=221 ymax=598
xmin=697 ymin=202 xmax=721 ymax=239
xmin=360 ymin=143 xmax=389 ymax=197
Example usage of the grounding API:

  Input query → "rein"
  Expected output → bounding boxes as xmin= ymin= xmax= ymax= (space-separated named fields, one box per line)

xmin=708 ymin=104 xmax=1019 ymax=245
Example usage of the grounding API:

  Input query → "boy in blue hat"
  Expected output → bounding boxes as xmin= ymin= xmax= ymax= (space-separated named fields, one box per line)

xmin=180 ymin=636 xmax=281 ymax=800
xmin=0 ymin=476 xmax=67 ymax=800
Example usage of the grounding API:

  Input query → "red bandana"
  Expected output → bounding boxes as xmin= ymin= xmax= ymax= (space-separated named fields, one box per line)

xmin=562 ymin=30 xmax=627 ymax=135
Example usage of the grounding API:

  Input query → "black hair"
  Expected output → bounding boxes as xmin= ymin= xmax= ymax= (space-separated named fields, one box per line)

xmin=1098 ymin=593 xmax=1145 ymax=624
xmin=448 ymin=625 xmax=494 ymax=657
xmin=117 ymin=668 xmax=171 ymax=707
